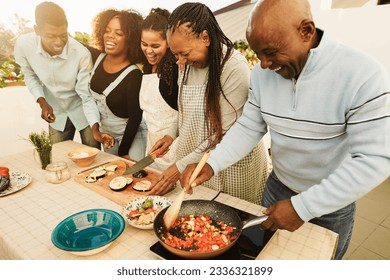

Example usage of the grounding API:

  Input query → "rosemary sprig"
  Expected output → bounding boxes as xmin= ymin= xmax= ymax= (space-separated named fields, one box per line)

xmin=27 ymin=130 xmax=52 ymax=151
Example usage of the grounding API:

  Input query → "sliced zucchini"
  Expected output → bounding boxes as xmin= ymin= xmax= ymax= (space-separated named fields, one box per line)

xmin=132 ymin=180 xmax=151 ymax=192
xmin=105 ymin=165 xmax=117 ymax=172
xmin=126 ymin=177 xmax=133 ymax=185
xmin=0 ymin=176 xmax=11 ymax=192
xmin=109 ymin=176 xmax=128 ymax=191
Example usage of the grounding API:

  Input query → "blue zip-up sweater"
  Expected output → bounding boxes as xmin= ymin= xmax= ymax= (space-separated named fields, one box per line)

xmin=208 ymin=30 xmax=390 ymax=221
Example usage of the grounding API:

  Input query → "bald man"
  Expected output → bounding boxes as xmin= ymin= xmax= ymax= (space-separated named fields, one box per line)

xmin=180 ymin=0 xmax=390 ymax=259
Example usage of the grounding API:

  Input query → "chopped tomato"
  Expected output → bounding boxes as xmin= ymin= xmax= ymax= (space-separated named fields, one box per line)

xmin=0 ymin=167 xmax=9 ymax=178
xmin=144 ymin=208 xmax=155 ymax=214
xmin=161 ymin=214 xmax=238 ymax=252
xmin=128 ymin=209 xmax=139 ymax=218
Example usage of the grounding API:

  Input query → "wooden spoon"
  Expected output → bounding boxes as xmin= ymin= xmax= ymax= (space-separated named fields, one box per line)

xmin=163 ymin=150 xmax=211 ymax=229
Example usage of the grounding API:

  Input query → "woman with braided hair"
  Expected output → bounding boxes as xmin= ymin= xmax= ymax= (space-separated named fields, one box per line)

xmin=148 ymin=2 xmax=269 ymax=204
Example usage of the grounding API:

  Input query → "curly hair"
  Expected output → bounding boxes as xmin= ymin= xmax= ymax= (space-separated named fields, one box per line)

xmin=142 ymin=8 xmax=177 ymax=89
xmin=168 ymin=3 xmax=234 ymax=149
xmin=91 ymin=9 xmax=144 ymax=64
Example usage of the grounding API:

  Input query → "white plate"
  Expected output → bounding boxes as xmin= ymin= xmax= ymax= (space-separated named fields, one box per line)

xmin=0 ymin=172 xmax=32 ymax=197
xmin=122 ymin=196 xmax=172 ymax=229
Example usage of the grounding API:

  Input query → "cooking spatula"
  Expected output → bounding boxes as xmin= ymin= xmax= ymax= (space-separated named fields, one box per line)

xmin=163 ymin=150 xmax=211 ymax=229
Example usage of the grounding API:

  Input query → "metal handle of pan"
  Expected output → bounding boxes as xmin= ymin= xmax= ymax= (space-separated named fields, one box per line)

xmin=242 ymin=215 xmax=268 ymax=230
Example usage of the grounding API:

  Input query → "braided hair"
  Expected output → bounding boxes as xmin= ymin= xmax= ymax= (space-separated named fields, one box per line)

xmin=91 ymin=9 xmax=144 ymax=64
xmin=142 ymin=8 xmax=176 ymax=90
xmin=167 ymin=2 xmax=234 ymax=149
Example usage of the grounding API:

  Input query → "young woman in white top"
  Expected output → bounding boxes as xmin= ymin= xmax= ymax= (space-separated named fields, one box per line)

xmin=139 ymin=8 xmax=179 ymax=171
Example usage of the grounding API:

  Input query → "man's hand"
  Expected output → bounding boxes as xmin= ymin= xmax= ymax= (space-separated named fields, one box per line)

xmin=179 ymin=163 xmax=214 ymax=194
xmin=261 ymin=199 xmax=304 ymax=231
xmin=37 ymin=97 xmax=55 ymax=123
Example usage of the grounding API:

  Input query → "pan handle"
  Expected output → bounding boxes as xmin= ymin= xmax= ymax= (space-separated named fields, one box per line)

xmin=242 ymin=215 xmax=268 ymax=230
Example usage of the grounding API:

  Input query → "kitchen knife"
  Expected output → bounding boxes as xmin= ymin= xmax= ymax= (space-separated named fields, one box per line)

xmin=122 ymin=153 xmax=157 ymax=175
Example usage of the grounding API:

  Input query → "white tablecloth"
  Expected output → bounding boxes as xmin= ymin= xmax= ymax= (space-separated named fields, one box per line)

xmin=0 ymin=141 xmax=337 ymax=260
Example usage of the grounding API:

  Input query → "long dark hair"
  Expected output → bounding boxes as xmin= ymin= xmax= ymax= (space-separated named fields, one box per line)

xmin=142 ymin=8 xmax=176 ymax=89
xmin=168 ymin=2 xmax=234 ymax=149
xmin=91 ymin=9 xmax=144 ymax=64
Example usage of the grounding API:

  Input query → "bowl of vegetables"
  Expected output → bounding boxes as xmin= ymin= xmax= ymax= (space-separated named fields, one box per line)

xmin=122 ymin=196 xmax=172 ymax=229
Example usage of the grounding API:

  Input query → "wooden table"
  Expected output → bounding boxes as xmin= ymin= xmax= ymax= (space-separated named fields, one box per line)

xmin=0 ymin=140 xmax=338 ymax=260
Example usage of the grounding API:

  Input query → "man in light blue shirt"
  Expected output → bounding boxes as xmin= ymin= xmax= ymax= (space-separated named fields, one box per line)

xmin=14 ymin=1 xmax=100 ymax=148
xmin=180 ymin=0 xmax=390 ymax=259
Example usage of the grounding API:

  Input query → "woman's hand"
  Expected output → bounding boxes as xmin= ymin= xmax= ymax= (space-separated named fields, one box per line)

xmin=179 ymin=163 xmax=214 ymax=194
xmin=100 ymin=133 xmax=115 ymax=149
xmin=149 ymin=164 xmax=180 ymax=195
xmin=149 ymin=135 xmax=173 ymax=158
xmin=92 ymin=123 xmax=115 ymax=149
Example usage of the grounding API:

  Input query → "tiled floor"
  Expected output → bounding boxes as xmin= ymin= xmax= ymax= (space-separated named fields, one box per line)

xmin=343 ymin=177 xmax=390 ymax=259
xmin=1 ymin=86 xmax=389 ymax=260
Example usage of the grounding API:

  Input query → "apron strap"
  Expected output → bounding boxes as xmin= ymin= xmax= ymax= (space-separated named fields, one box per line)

xmin=91 ymin=53 xmax=106 ymax=74
xmin=89 ymin=53 xmax=139 ymax=97
xmin=89 ymin=53 xmax=106 ymax=92
xmin=103 ymin=64 xmax=139 ymax=96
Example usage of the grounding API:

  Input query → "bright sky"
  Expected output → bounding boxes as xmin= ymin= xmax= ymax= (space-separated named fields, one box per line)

xmin=0 ymin=0 xmax=238 ymax=34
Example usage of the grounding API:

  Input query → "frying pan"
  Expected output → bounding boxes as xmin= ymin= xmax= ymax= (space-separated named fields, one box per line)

xmin=153 ymin=199 xmax=268 ymax=259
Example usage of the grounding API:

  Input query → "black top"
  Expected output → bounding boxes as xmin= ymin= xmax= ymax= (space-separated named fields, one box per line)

xmin=90 ymin=55 xmax=143 ymax=156
xmin=88 ymin=43 xmax=178 ymax=111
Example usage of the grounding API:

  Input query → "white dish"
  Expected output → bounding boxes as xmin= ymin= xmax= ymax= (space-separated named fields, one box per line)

xmin=0 ymin=172 xmax=32 ymax=197
xmin=122 ymin=196 xmax=172 ymax=229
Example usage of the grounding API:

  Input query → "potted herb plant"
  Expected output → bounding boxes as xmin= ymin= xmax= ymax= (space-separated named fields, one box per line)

xmin=27 ymin=130 xmax=52 ymax=169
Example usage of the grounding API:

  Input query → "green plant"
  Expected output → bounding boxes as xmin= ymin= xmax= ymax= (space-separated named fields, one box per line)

xmin=71 ymin=31 xmax=91 ymax=45
xmin=233 ymin=40 xmax=259 ymax=69
xmin=26 ymin=131 xmax=53 ymax=169
xmin=0 ymin=57 xmax=24 ymax=88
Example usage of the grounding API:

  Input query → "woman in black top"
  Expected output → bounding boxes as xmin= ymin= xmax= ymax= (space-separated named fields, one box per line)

xmin=88 ymin=9 xmax=145 ymax=160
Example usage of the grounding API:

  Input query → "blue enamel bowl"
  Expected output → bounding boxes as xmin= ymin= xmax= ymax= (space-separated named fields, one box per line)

xmin=51 ymin=209 xmax=125 ymax=256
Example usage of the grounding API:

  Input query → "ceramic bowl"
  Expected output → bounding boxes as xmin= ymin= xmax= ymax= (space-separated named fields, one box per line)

xmin=67 ymin=147 xmax=100 ymax=167
xmin=122 ymin=196 xmax=172 ymax=229
xmin=51 ymin=209 xmax=125 ymax=256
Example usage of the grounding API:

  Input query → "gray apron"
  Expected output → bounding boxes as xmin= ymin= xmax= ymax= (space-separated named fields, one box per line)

xmin=176 ymin=66 xmax=268 ymax=205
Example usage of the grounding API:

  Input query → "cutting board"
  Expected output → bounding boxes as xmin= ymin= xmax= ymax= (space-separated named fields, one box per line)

xmin=73 ymin=159 xmax=161 ymax=206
